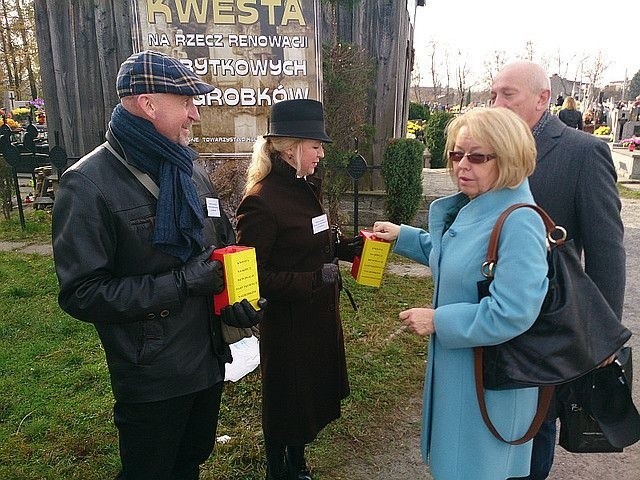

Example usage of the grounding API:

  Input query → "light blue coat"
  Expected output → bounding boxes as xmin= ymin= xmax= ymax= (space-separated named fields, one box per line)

xmin=394 ymin=181 xmax=549 ymax=480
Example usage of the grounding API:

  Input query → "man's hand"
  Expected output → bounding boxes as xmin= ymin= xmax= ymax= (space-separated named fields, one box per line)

xmin=175 ymin=246 xmax=224 ymax=299
xmin=221 ymin=298 xmax=267 ymax=328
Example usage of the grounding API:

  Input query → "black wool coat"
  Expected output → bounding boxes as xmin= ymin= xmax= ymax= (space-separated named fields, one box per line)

xmin=236 ymin=158 xmax=350 ymax=444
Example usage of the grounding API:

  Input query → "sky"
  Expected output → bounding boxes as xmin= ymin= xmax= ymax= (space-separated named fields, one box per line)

xmin=413 ymin=0 xmax=640 ymax=89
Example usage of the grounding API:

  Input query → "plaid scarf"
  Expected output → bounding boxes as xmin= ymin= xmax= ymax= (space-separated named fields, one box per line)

xmin=109 ymin=104 xmax=204 ymax=262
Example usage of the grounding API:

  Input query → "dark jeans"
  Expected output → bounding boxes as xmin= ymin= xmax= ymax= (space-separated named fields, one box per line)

xmin=509 ymin=419 xmax=556 ymax=480
xmin=114 ymin=382 xmax=224 ymax=480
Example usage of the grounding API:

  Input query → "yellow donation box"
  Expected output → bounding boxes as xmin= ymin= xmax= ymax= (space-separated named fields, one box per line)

xmin=350 ymin=230 xmax=391 ymax=287
xmin=212 ymin=246 xmax=261 ymax=315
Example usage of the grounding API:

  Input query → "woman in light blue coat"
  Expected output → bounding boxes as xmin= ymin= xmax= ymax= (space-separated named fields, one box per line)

xmin=374 ymin=107 xmax=549 ymax=479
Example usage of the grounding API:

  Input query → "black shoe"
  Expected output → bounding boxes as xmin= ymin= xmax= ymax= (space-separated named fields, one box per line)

xmin=285 ymin=445 xmax=312 ymax=480
xmin=294 ymin=467 xmax=312 ymax=480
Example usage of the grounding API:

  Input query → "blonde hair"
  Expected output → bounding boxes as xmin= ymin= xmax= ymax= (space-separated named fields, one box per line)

xmin=562 ymin=96 xmax=577 ymax=110
xmin=245 ymin=136 xmax=304 ymax=194
xmin=444 ymin=107 xmax=536 ymax=190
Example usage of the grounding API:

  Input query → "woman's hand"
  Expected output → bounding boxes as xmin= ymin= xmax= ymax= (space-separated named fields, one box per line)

xmin=399 ymin=308 xmax=435 ymax=336
xmin=373 ymin=221 xmax=400 ymax=242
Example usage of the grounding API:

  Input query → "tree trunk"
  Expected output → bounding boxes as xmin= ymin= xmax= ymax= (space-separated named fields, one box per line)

xmin=16 ymin=0 xmax=37 ymax=99
xmin=34 ymin=0 xmax=132 ymax=158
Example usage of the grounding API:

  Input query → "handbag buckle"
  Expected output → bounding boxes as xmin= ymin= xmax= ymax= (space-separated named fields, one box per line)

xmin=548 ymin=225 xmax=567 ymax=244
xmin=481 ymin=261 xmax=495 ymax=278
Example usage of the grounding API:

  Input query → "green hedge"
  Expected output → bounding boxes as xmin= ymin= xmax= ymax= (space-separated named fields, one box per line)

xmin=409 ymin=102 xmax=430 ymax=121
xmin=381 ymin=138 xmax=424 ymax=225
xmin=425 ymin=111 xmax=455 ymax=169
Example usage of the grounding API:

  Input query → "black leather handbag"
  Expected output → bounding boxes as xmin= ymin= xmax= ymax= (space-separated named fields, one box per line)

xmin=473 ymin=204 xmax=632 ymax=444
xmin=476 ymin=204 xmax=631 ymax=390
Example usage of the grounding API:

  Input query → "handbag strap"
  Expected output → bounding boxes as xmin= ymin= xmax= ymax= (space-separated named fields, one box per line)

xmin=474 ymin=202 xmax=561 ymax=444
xmin=474 ymin=348 xmax=554 ymax=444
xmin=482 ymin=203 xmax=565 ymax=280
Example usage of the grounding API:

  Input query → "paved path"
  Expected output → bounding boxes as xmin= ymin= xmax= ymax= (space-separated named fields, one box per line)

xmin=0 ymin=240 xmax=52 ymax=255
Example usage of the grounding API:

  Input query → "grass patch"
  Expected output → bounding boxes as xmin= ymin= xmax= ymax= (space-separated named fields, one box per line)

xmin=618 ymin=183 xmax=640 ymax=200
xmin=2 ymin=179 xmax=635 ymax=477
xmin=0 ymin=249 xmax=432 ymax=479
xmin=0 ymin=207 xmax=52 ymax=243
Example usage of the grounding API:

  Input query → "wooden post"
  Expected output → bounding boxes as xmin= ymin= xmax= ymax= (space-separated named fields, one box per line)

xmin=34 ymin=0 xmax=132 ymax=158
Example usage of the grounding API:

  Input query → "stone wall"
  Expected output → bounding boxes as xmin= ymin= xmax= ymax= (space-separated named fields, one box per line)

xmin=337 ymin=191 xmax=432 ymax=232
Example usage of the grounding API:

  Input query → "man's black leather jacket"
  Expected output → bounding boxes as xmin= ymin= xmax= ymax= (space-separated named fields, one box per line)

xmin=52 ymin=132 xmax=234 ymax=403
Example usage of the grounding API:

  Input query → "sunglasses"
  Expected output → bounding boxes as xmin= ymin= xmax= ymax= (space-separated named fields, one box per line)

xmin=448 ymin=151 xmax=496 ymax=164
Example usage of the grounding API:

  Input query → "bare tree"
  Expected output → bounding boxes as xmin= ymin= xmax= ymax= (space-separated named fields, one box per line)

xmin=428 ymin=41 xmax=441 ymax=102
xmin=443 ymin=49 xmax=451 ymax=105
xmin=569 ymin=55 xmax=589 ymax=101
xmin=15 ymin=0 xmax=37 ymax=99
xmin=523 ymin=40 xmax=535 ymax=61
xmin=551 ymin=49 xmax=578 ymax=97
xmin=483 ymin=49 xmax=507 ymax=91
xmin=455 ymin=49 xmax=470 ymax=111
xmin=583 ymin=52 xmax=610 ymax=111
xmin=410 ymin=57 xmax=425 ymax=104
xmin=0 ymin=0 xmax=38 ymax=101
xmin=0 ymin=0 xmax=19 ymax=95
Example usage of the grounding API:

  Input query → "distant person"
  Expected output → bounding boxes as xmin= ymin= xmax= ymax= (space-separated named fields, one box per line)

xmin=236 ymin=99 xmax=362 ymax=480
xmin=491 ymin=60 xmax=625 ymax=480
xmin=52 ymin=50 xmax=262 ymax=479
xmin=558 ymin=96 xmax=583 ymax=130
xmin=555 ymin=94 xmax=564 ymax=107
xmin=373 ymin=107 xmax=549 ymax=479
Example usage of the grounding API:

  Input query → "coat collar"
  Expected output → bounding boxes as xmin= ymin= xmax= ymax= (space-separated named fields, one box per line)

xmin=270 ymin=154 xmax=322 ymax=197
xmin=534 ymin=114 xmax=566 ymax=160
xmin=429 ymin=181 xmax=533 ymax=234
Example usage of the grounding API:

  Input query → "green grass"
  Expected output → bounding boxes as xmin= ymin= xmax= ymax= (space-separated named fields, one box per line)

xmin=1 ymin=179 xmax=635 ymax=477
xmin=0 ymin=247 xmax=432 ymax=479
xmin=618 ymin=183 xmax=640 ymax=199
xmin=0 ymin=207 xmax=53 ymax=243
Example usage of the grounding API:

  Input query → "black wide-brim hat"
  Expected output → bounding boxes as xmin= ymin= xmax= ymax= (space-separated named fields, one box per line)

xmin=264 ymin=99 xmax=332 ymax=143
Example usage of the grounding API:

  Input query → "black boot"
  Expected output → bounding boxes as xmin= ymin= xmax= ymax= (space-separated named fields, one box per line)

xmin=286 ymin=445 xmax=312 ymax=480
xmin=264 ymin=437 xmax=287 ymax=480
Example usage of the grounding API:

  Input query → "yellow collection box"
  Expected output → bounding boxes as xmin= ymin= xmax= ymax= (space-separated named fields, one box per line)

xmin=350 ymin=230 xmax=391 ymax=287
xmin=212 ymin=246 xmax=261 ymax=315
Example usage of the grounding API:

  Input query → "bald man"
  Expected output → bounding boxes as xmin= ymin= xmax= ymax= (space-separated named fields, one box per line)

xmin=491 ymin=61 xmax=626 ymax=479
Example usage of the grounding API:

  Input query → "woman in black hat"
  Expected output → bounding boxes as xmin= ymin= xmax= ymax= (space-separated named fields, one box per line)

xmin=236 ymin=99 xmax=361 ymax=480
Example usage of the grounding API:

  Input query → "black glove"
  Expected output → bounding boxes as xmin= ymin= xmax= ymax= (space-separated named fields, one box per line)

xmin=174 ymin=246 xmax=224 ymax=300
xmin=313 ymin=262 xmax=340 ymax=289
xmin=221 ymin=298 xmax=267 ymax=328
xmin=336 ymin=234 xmax=364 ymax=262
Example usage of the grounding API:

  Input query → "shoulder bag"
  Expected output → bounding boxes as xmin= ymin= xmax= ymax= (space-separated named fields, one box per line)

xmin=473 ymin=203 xmax=631 ymax=444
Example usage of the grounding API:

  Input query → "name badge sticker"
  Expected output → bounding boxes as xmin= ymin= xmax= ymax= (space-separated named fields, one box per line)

xmin=312 ymin=214 xmax=329 ymax=234
xmin=206 ymin=198 xmax=221 ymax=218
